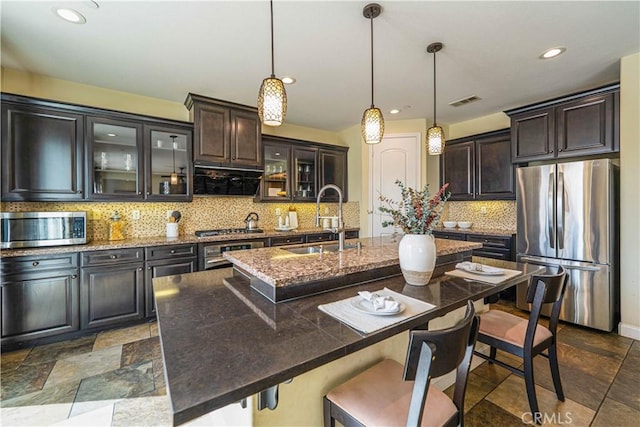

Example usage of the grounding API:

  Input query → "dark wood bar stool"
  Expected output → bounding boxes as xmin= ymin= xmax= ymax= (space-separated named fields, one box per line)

xmin=323 ymin=301 xmax=480 ymax=427
xmin=473 ymin=266 xmax=568 ymax=423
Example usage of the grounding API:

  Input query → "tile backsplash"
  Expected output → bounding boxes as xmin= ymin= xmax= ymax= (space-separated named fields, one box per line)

xmin=1 ymin=198 xmax=360 ymax=241
xmin=442 ymin=200 xmax=516 ymax=231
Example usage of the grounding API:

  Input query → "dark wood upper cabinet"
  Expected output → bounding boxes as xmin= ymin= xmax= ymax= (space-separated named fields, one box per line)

xmin=1 ymin=98 xmax=84 ymax=201
xmin=185 ymin=93 xmax=262 ymax=168
xmin=506 ymin=84 xmax=619 ymax=163
xmin=319 ymin=148 xmax=348 ymax=202
xmin=441 ymin=141 xmax=475 ymax=200
xmin=475 ymin=132 xmax=514 ymax=199
xmin=441 ymin=129 xmax=514 ymax=201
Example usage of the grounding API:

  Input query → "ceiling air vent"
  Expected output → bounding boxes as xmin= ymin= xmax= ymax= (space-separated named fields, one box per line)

xmin=449 ymin=95 xmax=481 ymax=107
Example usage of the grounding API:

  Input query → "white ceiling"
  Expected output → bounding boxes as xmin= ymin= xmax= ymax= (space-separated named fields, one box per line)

xmin=2 ymin=1 xmax=639 ymax=132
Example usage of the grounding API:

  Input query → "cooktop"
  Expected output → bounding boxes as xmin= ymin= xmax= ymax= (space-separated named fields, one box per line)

xmin=195 ymin=228 xmax=265 ymax=237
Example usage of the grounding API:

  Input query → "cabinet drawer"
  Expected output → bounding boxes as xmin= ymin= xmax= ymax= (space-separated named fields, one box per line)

xmin=466 ymin=234 xmax=512 ymax=249
xmin=433 ymin=232 xmax=466 ymax=241
xmin=472 ymin=249 xmax=512 ymax=260
xmin=145 ymin=244 xmax=197 ymax=260
xmin=81 ymin=248 xmax=143 ymax=266
xmin=306 ymin=233 xmax=333 ymax=243
xmin=269 ymin=235 xmax=305 ymax=246
xmin=344 ymin=230 xmax=360 ymax=239
xmin=1 ymin=253 xmax=79 ymax=275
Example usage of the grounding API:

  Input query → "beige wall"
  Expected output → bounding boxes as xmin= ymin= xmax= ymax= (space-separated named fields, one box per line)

xmin=619 ymin=52 xmax=640 ymax=338
xmin=447 ymin=112 xmax=510 ymax=140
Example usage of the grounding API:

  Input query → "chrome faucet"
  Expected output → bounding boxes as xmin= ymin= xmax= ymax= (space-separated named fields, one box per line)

xmin=316 ymin=184 xmax=345 ymax=252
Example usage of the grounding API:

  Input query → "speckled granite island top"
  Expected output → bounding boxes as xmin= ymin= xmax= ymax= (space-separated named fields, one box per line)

xmin=153 ymin=260 xmax=544 ymax=425
xmin=224 ymin=237 xmax=482 ymax=288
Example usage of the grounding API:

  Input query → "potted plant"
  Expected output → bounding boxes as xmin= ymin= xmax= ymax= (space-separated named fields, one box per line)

xmin=379 ymin=180 xmax=450 ymax=286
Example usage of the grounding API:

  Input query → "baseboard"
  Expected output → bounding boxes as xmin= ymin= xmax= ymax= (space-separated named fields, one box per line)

xmin=618 ymin=322 xmax=640 ymax=340
xmin=431 ymin=343 xmax=490 ymax=391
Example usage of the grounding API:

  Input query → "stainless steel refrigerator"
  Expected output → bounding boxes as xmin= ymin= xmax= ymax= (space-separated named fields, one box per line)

xmin=516 ymin=159 xmax=619 ymax=331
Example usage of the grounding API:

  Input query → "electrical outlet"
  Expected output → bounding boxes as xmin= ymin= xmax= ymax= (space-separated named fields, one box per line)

xmin=132 ymin=210 xmax=141 ymax=220
xmin=480 ymin=206 xmax=487 ymax=214
xmin=275 ymin=208 xmax=281 ymax=216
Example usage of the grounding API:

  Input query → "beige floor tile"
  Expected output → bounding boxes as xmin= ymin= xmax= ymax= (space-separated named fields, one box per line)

xmin=52 ymin=402 xmax=114 ymax=426
xmin=486 ymin=375 xmax=595 ymax=426
xmin=1 ymin=348 xmax=32 ymax=372
xmin=92 ymin=324 xmax=150 ymax=351
xmin=112 ymin=395 xmax=172 ymax=427
xmin=43 ymin=346 xmax=122 ymax=389
xmin=0 ymin=403 xmax=72 ymax=426
xmin=68 ymin=399 xmax=121 ymax=418
xmin=150 ymin=322 xmax=159 ymax=337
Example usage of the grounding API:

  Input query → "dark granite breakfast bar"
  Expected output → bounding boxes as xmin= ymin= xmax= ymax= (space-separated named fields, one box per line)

xmin=153 ymin=256 xmax=544 ymax=425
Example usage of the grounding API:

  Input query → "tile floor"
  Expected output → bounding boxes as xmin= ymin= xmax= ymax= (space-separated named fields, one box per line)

xmin=1 ymin=301 xmax=639 ymax=426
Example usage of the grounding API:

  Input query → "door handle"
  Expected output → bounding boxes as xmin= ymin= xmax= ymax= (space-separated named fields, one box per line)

xmin=557 ymin=171 xmax=564 ymax=250
xmin=548 ymin=171 xmax=555 ymax=249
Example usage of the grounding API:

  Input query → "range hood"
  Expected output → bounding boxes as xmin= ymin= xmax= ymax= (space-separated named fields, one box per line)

xmin=194 ymin=165 xmax=263 ymax=197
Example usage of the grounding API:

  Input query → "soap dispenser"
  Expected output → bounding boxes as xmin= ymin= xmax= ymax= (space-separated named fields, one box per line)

xmin=108 ymin=211 xmax=125 ymax=241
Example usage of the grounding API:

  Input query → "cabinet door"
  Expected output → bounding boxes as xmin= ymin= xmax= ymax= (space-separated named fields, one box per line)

xmin=230 ymin=109 xmax=261 ymax=166
xmin=556 ymin=93 xmax=615 ymax=158
xmin=319 ymin=149 xmax=348 ymax=202
xmin=145 ymin=124 xmax=193 ymax=200
xmin=441 ymin=141 xmax=474 ymax=200
xmin=293 ymin=147 xmax=318 ymax=201
xmin=1 ymin=102 xmax=84 ymax=201
xmin=510 ymin=107 xmax=555 ymax=162
xmin=262 ymin=141 xmax=292 ymax=201
xmin=475 ymin=132 xmax=515 ymax=200
xmin=1 ymin=269 xmax=79 ymax=344
xmin=193 ymin=102 xmax=230 ymax=164
xmin=145 ymin=257 xmax=196 ymax=318
xmin=81 ymin=262 xmax=144 ymax=329
xmin=87 ymin=116 xmax=144 ymax=200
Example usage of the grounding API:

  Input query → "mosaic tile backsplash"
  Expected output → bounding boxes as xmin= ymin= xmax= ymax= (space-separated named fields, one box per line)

xmin=1 ymin=198 xmax=360 ymax=241
xmin=441 ymin=200 xmax=516 ymax=231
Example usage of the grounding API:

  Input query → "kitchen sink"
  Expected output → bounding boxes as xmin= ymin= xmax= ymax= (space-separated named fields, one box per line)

xmin=284 ymin=243 xmax=359 ymax=255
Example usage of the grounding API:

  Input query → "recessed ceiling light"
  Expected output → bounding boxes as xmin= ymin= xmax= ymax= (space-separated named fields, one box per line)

xmin=389 ymin=109 xmax=401 ymax=114
xmin=107 ymin=133 xmax=117 ymax=137
xmin=53 ymin=7 xmax=86 ymax=24
xmin=282 ymin=77 xmax=296 ymax=85
xmin=539 ymin=47 xmax=566 ymax=59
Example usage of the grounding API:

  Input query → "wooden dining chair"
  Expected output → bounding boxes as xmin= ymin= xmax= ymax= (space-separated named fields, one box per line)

xmin=473 ymin=266 xmax=568 ymax=423
xmin=323 ymin=301 xmax=480 ymax=427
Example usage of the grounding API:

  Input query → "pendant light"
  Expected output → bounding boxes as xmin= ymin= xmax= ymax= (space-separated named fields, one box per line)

xmin=170 ymin=135 xmax=178 ymax=185
xmin=257 ymin=0 xmax=287 ymax=127
xmin=361 ymin=3 xmax=384 ymax=145
xmin=427 ymin=42 xmax=446 ymax=155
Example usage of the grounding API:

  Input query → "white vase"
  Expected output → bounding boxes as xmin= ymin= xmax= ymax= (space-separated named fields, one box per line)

xmin=398 ymin=234 xmax=437 ymax=286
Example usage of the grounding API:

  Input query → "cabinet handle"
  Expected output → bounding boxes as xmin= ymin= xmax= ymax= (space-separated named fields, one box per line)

xmin=171 ymin=249 xmax=176 ymax=254
xmin=110 ymin=255 xmax=117 ymax=259
xmin=71 ymin=274 xmax=78 ymax=279
xmin=138 ymin=267 xmax=143 ymax=271
xmin=138 ymin=191 xmax=142 ymax=195
xmin=32 ymin=261 xmax=39 ymax=267
xmin=77 ymin=190 xmax=82 ymax=194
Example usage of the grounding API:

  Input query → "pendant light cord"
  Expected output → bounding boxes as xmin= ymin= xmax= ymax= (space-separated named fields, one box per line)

xmin=432 ymin=51 xmax=437 ymax=125
xmin=270 ymin=0 xmax=276 ymax=78
xmin=370 ymin=15 xmax=374 ymax=108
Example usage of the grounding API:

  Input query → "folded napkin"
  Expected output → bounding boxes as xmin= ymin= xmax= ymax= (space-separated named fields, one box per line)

xmin=455 ymin=261 xmax=504 ymax=274
xmin=357 ymin=291 xmax=400 ymax=313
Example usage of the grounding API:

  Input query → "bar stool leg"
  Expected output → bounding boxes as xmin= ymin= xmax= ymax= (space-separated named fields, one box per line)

xmin=488 ymin=346 xmax=497 ymax=364
xmin=524 ymin=356 xmax=541 ymax=424
xmin=548 ymin=343 xmax=565 ymax=401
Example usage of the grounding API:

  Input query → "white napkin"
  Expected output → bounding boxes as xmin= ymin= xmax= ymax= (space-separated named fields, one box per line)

xmin=357 ymin=291 xmax=400 ymax=313
xmin=455 ymin=261 xmax=504 ymax=274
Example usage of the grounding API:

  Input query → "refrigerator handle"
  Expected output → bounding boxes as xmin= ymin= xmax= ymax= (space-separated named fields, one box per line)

xmin=557 ymin=170 xmax=564 ymax=249
xmin=548 ymin=171 xmax=555 ymax=249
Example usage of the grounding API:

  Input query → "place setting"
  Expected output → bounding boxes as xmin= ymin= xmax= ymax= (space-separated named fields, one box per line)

xmin=318 ymin=288 xmax=436 ymax=334
xmin=445 ymin=261 xmax=522 ymax=285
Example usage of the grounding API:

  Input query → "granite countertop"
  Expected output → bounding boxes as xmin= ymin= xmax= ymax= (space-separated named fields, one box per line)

xmin=223 ymin=236 xmax=482 ymax=288
xmin=153 ymin=260 xmax=544 ymax=425
xmin=0 ymin=227 xmax=359 ymax=258
xmin=434 ymin=227 xmax=516 ymax=237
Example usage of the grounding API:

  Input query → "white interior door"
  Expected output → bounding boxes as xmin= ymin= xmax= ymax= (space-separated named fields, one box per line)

xmin=370 ymin=133 xmax=421 ymax=237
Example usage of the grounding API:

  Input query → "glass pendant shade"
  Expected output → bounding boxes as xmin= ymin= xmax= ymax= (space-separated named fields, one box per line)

xmin=258 ymin=76 xmax=287 ymax=127
xmin=361 ymin=107 xmax=384 ymax=144
xmin=427 ymin=125 xmax=445 ymax=155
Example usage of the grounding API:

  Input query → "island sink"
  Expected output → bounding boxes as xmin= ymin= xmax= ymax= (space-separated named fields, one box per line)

xmin=284 ymin=243 xmax=359 ymax=255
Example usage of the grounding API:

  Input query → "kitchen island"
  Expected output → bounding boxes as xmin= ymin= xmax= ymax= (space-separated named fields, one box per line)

xmin=153 ymin=237 xmax=543 ymax=426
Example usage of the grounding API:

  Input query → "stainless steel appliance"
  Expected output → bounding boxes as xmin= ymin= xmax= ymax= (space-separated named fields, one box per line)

xmin=194 ymin=166 xmax=263 ymax=196
xmin=197 ymin=228 xmax=265 ymax=270
xmin=516 ymin=159 xmax=619 ymax=331
xmin=1 ymin=212 xmax=88 ymax=249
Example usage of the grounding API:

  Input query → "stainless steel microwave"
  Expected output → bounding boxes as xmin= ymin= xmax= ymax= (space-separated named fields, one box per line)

xmin=1 ymin=212 xmax=89 ymax=249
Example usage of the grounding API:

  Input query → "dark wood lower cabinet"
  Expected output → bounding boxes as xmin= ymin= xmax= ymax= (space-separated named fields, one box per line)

xmin=81 ymin=261 xmax=145 ymax=329
xmin=1 ymin=268 xmax=80 ymax=344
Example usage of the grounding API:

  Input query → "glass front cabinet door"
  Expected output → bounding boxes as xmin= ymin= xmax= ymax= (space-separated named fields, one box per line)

xmin=292 ymin=147 xmax=317 ymax=201
xmin=87 ymin=117 xmax=143 ymax=200
xmin=262 ymin=142 xmax=291 ymax=201
xmin=145 ymin=125 xmax=192 ymax=200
